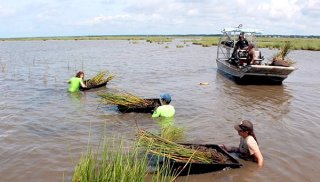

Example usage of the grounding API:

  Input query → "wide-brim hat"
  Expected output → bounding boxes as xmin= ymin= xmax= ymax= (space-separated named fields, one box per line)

xmin=234 ymin=120 xmax=253 ymax=132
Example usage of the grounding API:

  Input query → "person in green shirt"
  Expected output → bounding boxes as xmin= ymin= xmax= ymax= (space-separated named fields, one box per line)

xmin=152 ymin=93 xmax=175 ymax=127
xmin=67 ymin=71 xmax=87 ymax=92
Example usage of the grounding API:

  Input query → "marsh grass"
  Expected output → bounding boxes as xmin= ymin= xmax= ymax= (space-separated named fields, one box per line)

xmin=160 ymin=125 xmax=185 ymax=142
xmin=2 ymin=35 xmax=318 ymax=50
xmin=98 ymin=91 xmax=152 ymax=107
xmin=271 ymin=41 xmax=295 ymax=65
xmin=146 ymin=37 xmax=172 ymax=43
xmin=258 ymin=37 xmax=320 ymax=51
xmin=137 ymin=129 xmax=228 ymax=164
xmin=191 ymin=37 xmax=220 ymax=47
xmin=71 ymin=137 xmax=179 ymax=182
xmin=85 ymin=70 xmax=115 ymax=88
xmin=274 ymin=41 xmax=291 ymax=60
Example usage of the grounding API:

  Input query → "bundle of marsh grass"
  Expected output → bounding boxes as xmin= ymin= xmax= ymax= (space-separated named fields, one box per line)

xmin=98 ymin=91 xmax=152 ymax=107
xmin=137 ymin=129 xmax=228 ymax=164
xmin=85 ymin=70 xmax=115 ymax=88
xmin=271 ymin=41 xmax=295 ymax=66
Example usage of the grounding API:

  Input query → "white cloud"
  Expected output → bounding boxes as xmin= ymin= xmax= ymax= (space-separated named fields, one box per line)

xmin=259 ymin=0 xmax=301 ymax=19
xmin=187 ymin=9 xmax=199 ymax=16
xmin=0 ymin=5 xmax=16 ymax=17
xmin=0 ymin=0 xmax=319 ymax=37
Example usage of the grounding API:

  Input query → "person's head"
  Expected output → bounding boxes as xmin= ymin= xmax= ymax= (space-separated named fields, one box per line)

xmin=239 ymin=33 xmax=245 ymax=40
xmin=76 ymin=71 xmax=84 ymax=78
xmin=234 ymin=120 xmax=258 ymax=143
xmin=160 ymin=93 xmax=171 ymax=104
xmin=248 ymin=44 xmax=255 ymax=50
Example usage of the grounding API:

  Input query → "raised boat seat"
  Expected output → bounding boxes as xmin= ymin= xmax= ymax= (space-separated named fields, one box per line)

xmin=253 ymin=50 xmax=264 ymax=65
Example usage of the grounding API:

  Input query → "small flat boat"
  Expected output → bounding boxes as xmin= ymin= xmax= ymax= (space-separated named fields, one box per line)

xmin=117 ymin=98 xmax=161 ymax=113
xmin=80 ymin=79 xmax=108 ymax=91
xmin=216 ymin=25 xmax=296 ymax=85
xmin=160 ymin=143 xmax=242 ymax=176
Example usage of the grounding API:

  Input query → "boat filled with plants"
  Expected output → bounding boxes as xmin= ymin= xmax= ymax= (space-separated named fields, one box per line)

xmin=98 ymin=91 xmax=161 ymax=113
xmin=81 ymin=70 xmax=115 ymax=91
xmin=137 ymin=129 xmax=242 ymax=175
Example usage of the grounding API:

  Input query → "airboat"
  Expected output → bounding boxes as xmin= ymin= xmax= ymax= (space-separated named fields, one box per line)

xmin=216 ymin=25 xmax=296 ymax=84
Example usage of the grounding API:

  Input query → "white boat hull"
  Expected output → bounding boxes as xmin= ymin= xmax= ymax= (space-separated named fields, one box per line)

xmin=216 ymin=59 xmax=296 ymax=84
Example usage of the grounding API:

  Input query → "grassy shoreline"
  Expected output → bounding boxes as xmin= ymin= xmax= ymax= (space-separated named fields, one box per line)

xmin=1 ymin=35 xmax=319 ymax=51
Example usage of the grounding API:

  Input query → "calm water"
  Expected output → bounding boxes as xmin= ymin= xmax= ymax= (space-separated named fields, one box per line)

xmin=0 ymin=40 xmax=320 ymax=182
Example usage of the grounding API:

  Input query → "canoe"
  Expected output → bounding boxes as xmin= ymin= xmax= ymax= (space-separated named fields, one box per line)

xmin=117 ymin=98 xmax=161 ymax=113
xmin=80 ymin=79 xmax=108 ymax=91
xmin=160 ymin=143 xmax=242 ymax=176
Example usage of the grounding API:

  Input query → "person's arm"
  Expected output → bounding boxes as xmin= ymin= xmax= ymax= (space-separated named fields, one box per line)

xmin=232 ymin=44 xmax=239 ymax=57
xmin=80 ymin=80 xmax=87 ymax=88
xmin=249 ymin=50 xmax=256 ymax=64
xmin=152 ymin=107 xmax=161 ymax=118
xmin=247 ymin=137 xmax=264 ymax=167
xmin=253 ymin=149 xmax=264 ymax=167
xmin=220 ymin=145 xmax=239 ymax=152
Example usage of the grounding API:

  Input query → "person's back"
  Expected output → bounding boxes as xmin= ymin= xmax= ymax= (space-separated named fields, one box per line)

xmin=68 ymin=77 xmax=82 ymax=92
xmin=152 ymin=105 xmax=175 ymax=118
xmin=152 ymin=93 xmax=175 ymax=127
xmin=68 ymin=71 xmax=86 ymax=92
xmin=239 ymin=135 xmax=259 ymax=161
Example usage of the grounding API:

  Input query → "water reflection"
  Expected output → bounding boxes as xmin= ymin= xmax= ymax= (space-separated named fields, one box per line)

xmin=216 ymin=72 xmax=293 ymax=121
xmin=1 ymin=40 xmax=319 ymax=181
xmin=69 ymin=91 xmax=87 ymax=105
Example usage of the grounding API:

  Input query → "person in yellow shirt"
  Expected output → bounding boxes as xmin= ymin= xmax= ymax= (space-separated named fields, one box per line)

xmin=152 ymin=93 xmax=175 ymax=127
xmin=67 ymin=71 xmax=87 ymax=92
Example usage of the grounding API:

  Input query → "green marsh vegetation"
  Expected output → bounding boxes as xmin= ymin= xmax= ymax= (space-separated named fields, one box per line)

xmin=0 ymin=35 xmax=173 ymax=43
xmin=137 ymin=129 xmax=228 ymax=164
xmin=190 ymin=37 xmax=220 ymax=47
xmin=2 ymin=35 xmax=318 ymax=50
xmin=71 ymin=136 xmax=180 ymax=182
xmin=190 ymin=36 xmax=320 ymax=50
xmin=85 ymin=70 xmax=115 ymax=88
xmin=271 ymin=41 xmax=295 ymax=66
xmin=160 ymin=125 xmax=185 ymax=142
xmin=257 ymin=37 xmax=320 ymax=51
xmin=146 ymin=37 xmax=173 ymax=43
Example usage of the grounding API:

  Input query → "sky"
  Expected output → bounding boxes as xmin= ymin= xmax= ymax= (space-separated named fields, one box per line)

xmin=0 ymin=0 xmax=319 ymax=38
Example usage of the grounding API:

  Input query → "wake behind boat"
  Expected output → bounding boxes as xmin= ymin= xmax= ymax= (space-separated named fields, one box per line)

xmin=216 ymin=25 xmax=296 ymax=84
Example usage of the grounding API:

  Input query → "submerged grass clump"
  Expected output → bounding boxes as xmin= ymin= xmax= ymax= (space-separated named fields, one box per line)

xmin=72 ymin=137 xmax=179 ymax=182
xmin=160 ymin=125 xmax=185 ymax=142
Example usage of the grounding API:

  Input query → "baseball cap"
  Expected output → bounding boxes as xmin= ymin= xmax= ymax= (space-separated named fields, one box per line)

xmin=160 ymin=93 xmax=171 ymax=103
xmin=234 ymin=120 xmax=253 ymax=132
